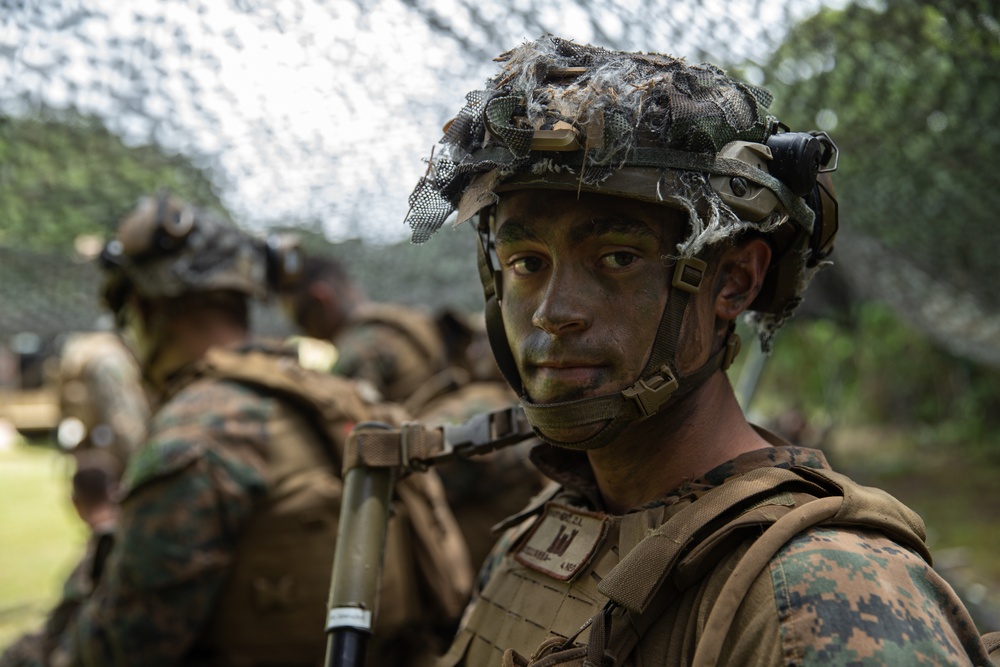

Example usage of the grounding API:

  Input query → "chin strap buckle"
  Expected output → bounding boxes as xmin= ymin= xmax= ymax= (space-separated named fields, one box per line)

xmin=671 ymin=257 xmax=707 ymax=294
xmin=622 ymin=364 xmax=679 ymax=418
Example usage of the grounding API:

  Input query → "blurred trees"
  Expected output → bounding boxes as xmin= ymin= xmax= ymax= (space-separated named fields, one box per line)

xmin=0 ymin=111 xmax=223 ymax=250
xmin=762 ymin=1 xmax=1000 ymax=368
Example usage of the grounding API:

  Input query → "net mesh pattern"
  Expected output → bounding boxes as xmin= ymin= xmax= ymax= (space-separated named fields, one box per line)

xmin=405 ymin=36 xmax=776 ymax=244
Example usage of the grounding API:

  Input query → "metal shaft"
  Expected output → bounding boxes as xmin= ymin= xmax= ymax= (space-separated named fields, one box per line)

xmin=324 ymin=453 xmax=396 ymax=667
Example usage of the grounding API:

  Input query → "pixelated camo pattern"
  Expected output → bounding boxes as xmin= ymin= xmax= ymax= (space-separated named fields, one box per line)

xmin=448 ymin=446 xmax=990 ymax=667
xmin=46 ymin=376 xmax=275 ymax=665
xmin=772 ymin=526 xmax=989 ymax=666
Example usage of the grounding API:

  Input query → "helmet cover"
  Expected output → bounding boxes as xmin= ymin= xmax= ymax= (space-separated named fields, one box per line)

xmin=100 ymin=193 xmax=266 ymax=310
xmin=405 ymin=35 xmax=837 ymax=346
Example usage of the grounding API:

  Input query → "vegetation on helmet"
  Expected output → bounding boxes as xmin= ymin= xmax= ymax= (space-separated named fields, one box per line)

xmin=405 ymin=35 xmax=838 ymax=348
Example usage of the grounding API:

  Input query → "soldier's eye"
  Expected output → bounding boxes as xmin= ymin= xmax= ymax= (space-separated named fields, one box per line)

xmin=600 ymin=251 xmax=639 ymax=270
xmin=510 ymin=256 xmax=546 ymax=275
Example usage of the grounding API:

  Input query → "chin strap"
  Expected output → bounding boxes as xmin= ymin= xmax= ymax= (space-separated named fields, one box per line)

xmin=519 ymin=258 xmax=742 ymax=451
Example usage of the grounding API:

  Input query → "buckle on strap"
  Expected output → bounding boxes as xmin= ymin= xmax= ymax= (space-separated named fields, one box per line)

xmin=441 ymin=405 xmax=532 ymax=458
xmin=671 ymin=257 xmax=707 ymax=294
xmin=622 ymin=365 xmax=679 ymax=418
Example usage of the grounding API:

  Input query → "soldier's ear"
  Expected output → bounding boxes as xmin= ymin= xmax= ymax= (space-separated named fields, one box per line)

xmin=714 ymin=238 xmax=771 ymax=321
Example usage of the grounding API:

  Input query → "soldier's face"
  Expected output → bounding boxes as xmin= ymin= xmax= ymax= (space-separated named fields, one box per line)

xmin=494 ymin=190 xmax=680 ymax=405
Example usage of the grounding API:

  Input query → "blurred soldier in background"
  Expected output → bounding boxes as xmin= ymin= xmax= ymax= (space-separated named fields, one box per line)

xmin=285 ymin=252 xmax=547 ymax=572
xmin=0 ymin=193 xmax=471 ymax=667
xmin=402 ymin=36 xmax=993 ymax=666
xmin=55 ymin=331 xmax=150 ymax=537
xmin=56 ymin=331 xmax=149 ymax=482
xmin=282 ymin=254 xmax=448 ymax=404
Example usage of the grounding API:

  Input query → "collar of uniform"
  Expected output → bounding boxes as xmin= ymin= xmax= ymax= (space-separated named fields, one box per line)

xmin=159 ymin=337 xmax=269 ymax=403
xmin=529 ymin=429 xmax=831 ymax=514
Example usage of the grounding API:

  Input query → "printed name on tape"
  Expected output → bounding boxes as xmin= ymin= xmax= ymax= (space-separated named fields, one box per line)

xmin=515 ymin=502 xmax=608 ymax=581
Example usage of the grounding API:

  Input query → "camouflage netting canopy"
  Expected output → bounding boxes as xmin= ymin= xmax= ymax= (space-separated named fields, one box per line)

xmin=0 ymin=0 xmax=998 ymax=368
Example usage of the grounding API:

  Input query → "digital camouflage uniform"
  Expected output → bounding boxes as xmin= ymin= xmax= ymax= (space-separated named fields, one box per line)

xmin=331 ymin=303 xmax=448 ymax=404
xmin=443 ymin=441 xmax=991 ymax=666
xmin=0 ymin=341 xmax=471 ymax=667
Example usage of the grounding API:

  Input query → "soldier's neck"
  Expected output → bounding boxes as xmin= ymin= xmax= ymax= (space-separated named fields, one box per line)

xmin=586 ymin=372 xmax=772 ymax=514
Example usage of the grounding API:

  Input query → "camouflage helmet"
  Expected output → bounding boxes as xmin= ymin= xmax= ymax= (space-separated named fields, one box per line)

xmin=100 ymin=192 xmax=266 ymax=311
xmin=407 ymin=36 xmax=837 ymax=341
xmin=404 ymin=36 xmax=839 ymax=450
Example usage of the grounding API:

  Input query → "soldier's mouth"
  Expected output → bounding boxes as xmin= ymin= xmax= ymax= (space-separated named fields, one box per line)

xmin=524 ymin=362 xmax=611 ymax=402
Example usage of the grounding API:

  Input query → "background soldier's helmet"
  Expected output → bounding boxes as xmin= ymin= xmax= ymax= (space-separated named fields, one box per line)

xmin=405 ymin=36 xmax=838 ymax=348
xmin=100 ymin=192 xmax=266 ymax=311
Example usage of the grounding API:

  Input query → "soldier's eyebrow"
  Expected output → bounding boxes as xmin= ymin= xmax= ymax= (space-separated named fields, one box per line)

xmin=569 ymin=217 xmax=660 ymax=246
xmin=494 ymin=219 xmax=541 ymax=248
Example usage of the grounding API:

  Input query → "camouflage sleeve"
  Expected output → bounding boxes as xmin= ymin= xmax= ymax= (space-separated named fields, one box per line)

xmin=48 ymin=380 xmax=272 ymax=667
xmin=726 ymin=526 xmax=989 ymax=666
xmin=85 ymin=353 xmax=150 ymax=461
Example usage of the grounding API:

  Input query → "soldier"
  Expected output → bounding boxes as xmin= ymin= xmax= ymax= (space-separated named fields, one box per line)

xmin=0 ymin=193 xmax=471 ymax=667
xmin=402 ymin=37 xmax=993 ymax=665
xmin=282 ymin=254 xmax=448 ymax=404
xmin=56 ymin=331 xmax=150 ymax=484
xmin=56 ymin=331 xmax=150 ymax=546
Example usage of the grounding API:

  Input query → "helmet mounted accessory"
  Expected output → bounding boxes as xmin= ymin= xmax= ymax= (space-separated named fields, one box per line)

xmin=98 ymin=192 xmax=266 ymax=309
xmin=405 ymin=37 xmax=840 ymax=449
xmin=265 ymin=233 xmax=305 ymax=293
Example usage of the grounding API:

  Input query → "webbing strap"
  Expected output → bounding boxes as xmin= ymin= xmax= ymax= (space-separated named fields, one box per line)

xmin=643 ymin=281 xmax=689 ymax=375
xmin=596 ymin=467 xmax=822 ymax=614
xmin=689 ymin=496 xmax=843 ymax=667
xmin=981 ymin=630 xmax=1000 ymax=656
xmin=341 ymin=406 xmax=535 ymax=475
xmin=518 ymin=343 xmax=728 ymax=450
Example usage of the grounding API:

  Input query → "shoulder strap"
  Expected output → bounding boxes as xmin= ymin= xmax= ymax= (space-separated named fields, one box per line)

xmin=199 ymin=347 xmax=402 ymax=456
xmin=689 ymin=496 xmax=843 ymax=667
xmin=982 ymin=630 xmax=1000 ymax=661
xmin=595 ymin=464 xmax=931 ymax=666
xmin=597 ymin=466 xmax=829 ymax=615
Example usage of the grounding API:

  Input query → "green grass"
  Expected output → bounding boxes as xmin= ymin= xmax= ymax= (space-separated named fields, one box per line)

xmin=0 ymin=441 xmax=88 ymax=650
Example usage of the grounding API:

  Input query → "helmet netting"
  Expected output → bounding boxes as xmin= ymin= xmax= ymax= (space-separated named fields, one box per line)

xmin=406 ymin=35 xmax=775 ymax=244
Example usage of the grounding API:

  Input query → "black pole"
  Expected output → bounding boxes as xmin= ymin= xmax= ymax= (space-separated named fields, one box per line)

xmin=326 ymin=628 xmax=368 ymax=667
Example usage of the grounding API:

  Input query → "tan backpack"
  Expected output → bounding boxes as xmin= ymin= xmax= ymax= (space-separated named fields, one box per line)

xmin=192 ymin=345 xmax=471 ymax=664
